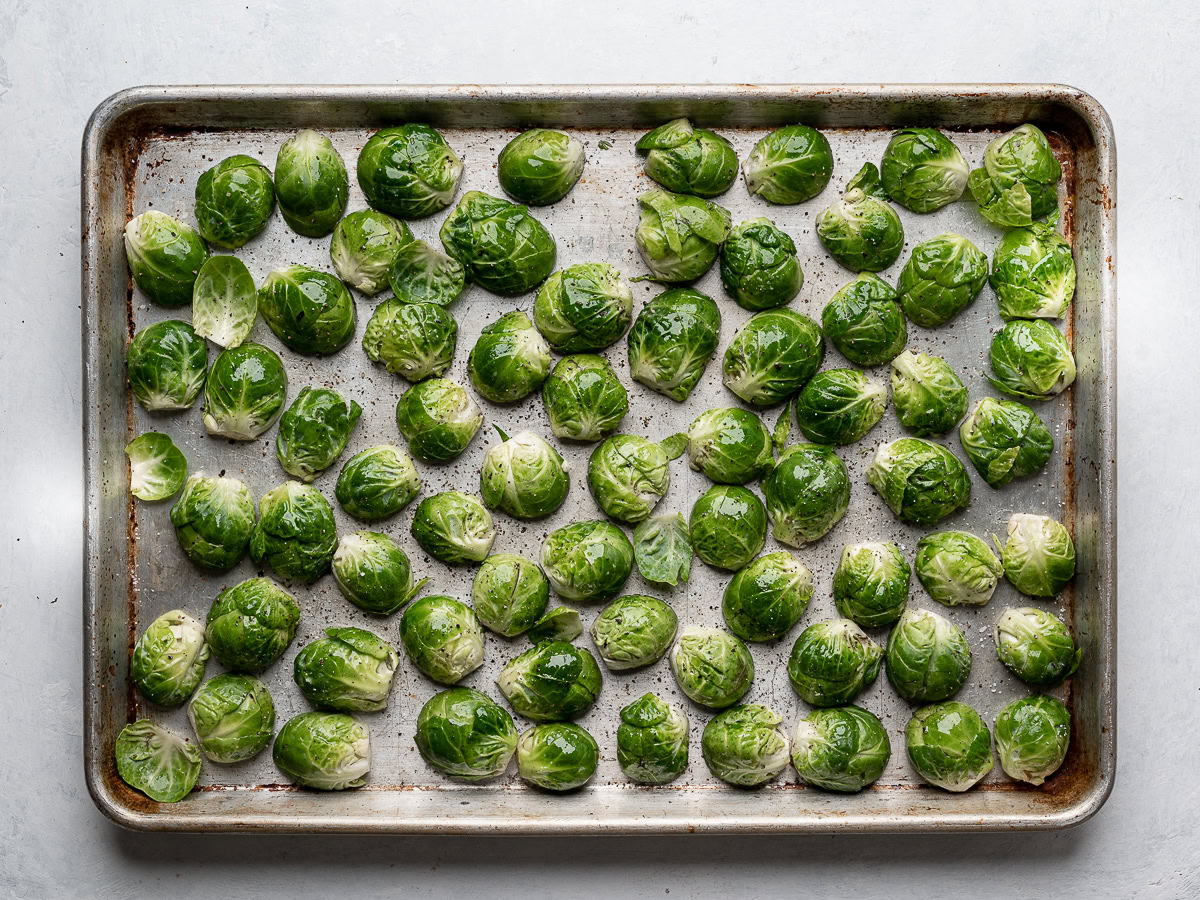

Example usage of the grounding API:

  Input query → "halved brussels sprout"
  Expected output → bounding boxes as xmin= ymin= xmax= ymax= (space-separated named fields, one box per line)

xmin=250 ymin=481 xmax=338 ymax=583
xmin=206 ymin=577 xmax=301 ymax=672
xmin=335 ymin=444 xmax=422 ymax=521
xmin=762 ymin=442 xmax=850 ymax=546
xmin=272 ymin=712 xmax=369 ymax=790
xmin=124 ymin=211 xmax=208 ymax=306
xmin=968 ymin=124 xmax=1061 ymax=228
xmin=701 ymin=704 xmax=790 ymax=787
xmin=201 ymin=342 xmax=287 ymax=440
xmin=480 ymin=428 xmax=569 ymax=520
xmin=627 ymin=288 xmax=721 ymax=401
xmin=400 ymin=595 xmax=486 ymax=684
xmin=590 ymin=594 xmax=678 ymax=671
xmin=816 ymin=163 xmax=905 ymax=273
xmin=293 ymin=626 xmax=399 ymax=712
xmin=126 ymin=432 xmax=187 ymax=501
xmin=669 ymin=625 xmax=753 ymax=709
xmin=527 ymin=607 xmax=584 ymax=645
xmin=719 ymin=217 xmax=803 ymax=311
xmin=833 ymin=541 xmax=910 ymax=628
xmin=791 ymin=706 xmax=891 ymax=792
xmin=387 ymin=239 xmax=467 ymax=306
xmin=617 ymin=692 xmax=689 ymax=784
xmin=274 ymin=130 xmax=348 ymax=237
xmin=415 ymin=687 xmax=518 ymax=781
xmin=959 ymin=397 xmax=1053 ymax=488
xmin=632 ymin=513 xmax=692 ymax=588
xmin=890 ymin=349 xmax=968 ymax=437
xmin=821 ymin=273 xmax=907 ymax=367
xmin=127 ymin=320 xmax=208 ymax=412
xmin=517 ymin=722 xmax=599 ymax=791
xmin=194 ymin=154 xmax=275 ymax=249
xmin=637 ymin=118 xmax=738 ymax=197
xmin=687 ymin=407 xmax=775 ymax=485
xmin=866 ymin=438 xmax=971 ymax=526
xmin=990 ymin=223 xmax=1076 ymax=320
xmin=743 ymin=125 xmax=833 ymax=204
xmin=885 ymin=607 xmax=972 ymax=702
xmin=440 ymin=191 xmax=556 ymax=295
xmin=395 ymin=377 xmax=482 ymax=462
xmin=994 ymin=694 xmax=1071 ymax=785
xmin=362 ymin=299 xmax=457 ymax=381
xmin=187 ymin=674 xmax=275 ymax=763
xmin=497 ymin=128 xmax=585 ymax=206
xmin=258 ymin=265 xmax=356 ymax=355
xmin=115 ymin=720 xmax=202 ymax=802
xmin=358 ymin=124 xmax=463 ymax=219
xmin=879 ymin=128 xmax=969 ymax=213
xmin=169 ymin=474 xmax=255 ymax=570
xmin=191 ymin=255 xmax=257 ymax=349
xmin=330 ymin=209 xmax=413 ymax=295
xmin=906 ymin=701 xmax=994 ymax=791
xmin=411 ymin=491 xmax=495 ymax=564
xmin=723 ymin=309 xmax=825 ymax=407
xmin=794 ymin=368 xmax=888 ymax=445
xmin=468 ymin=310 xmax=552 ymax=403
xmin=915 ymin=531 xmax=1003 ymax=607
xmin=896 ymin=233 xmax=988 ymax=327
xmin=994 ymin=607 xmax=1082 ymax=685
xmin=540 ymin=520 xmax=633 ymax=603
xmin=690 ymin=485 xmax=767 ymax=572
xmin=634 ymin=188 xmax=731 ymax=282
xmin=988 ymin=320 xmax=1077 ymax=401
xmin=542 ymin=354 xmax=628 ymax=442
xmin=787 ymin=618 xmax=882 ymax=707
xmin=587 ymin=433 xmax=683 ymax=524
xmin=275 ymin=386 xmax=362 ymax=482
xmin=533 ymin=262 xmax=633 ymax=352
xmin=722 ymin=551 xmax=813 ymax=643
xmin=497 ymin=640 xmax=602 ymax=720
xmin=130 ymin=610 xmax=209 ymax=707
xmin=472 ymin=553 xmax=549 ymax=637
xmin=332 ymin=530 xmax=424 ymax=616
xmin=997 ymin=513 xmax=1076 ymax=596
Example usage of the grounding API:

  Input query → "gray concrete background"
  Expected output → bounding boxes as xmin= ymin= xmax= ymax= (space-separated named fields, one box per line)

xmin=1 ymin=1 xmax=1196 ymax=897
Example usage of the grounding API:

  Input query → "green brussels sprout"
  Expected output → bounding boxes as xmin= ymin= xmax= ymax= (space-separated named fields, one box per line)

xmin=400 ymin=595 xmax=486 ymax=684
xmin=540 ymin=520 xmax=634 ymax=603
xmin=762 ymin=443 xmax=851 ymax=546
xmin=690 ymin=485 xmax=767 ymax=572
xmin=480 ymin=428 xmax=569 ymax=520
xmin=517 ymin=722 xmax=600 ymax=791
xmin=686 ymin=407 xmax=775 ymax=485
xmin=988 ymin=320 xmax=1077 ymax=401
xmin=905 ymin=701 xmax=994 ymax=792
xmin=636 ymin=118 xmax=738 ymax=197
xmin=632 ymin=513 xmax=692 ymax=587
xmin=415 ymin=687 xmax=519 ymax=780
xmin=722 ymin=551 xmax=813 ymax=642
xmin=124 ymin=211 xmax=209 ymax=306
xmin=125 ymin=432 xmax=187 ymax=501
xmin=634 ymin=188 xmax=731 ymax=282
xmin=114 ymin=720 xmax=202 ymax=803
xmin=994 ymin=694 xmax=1071 ymax=785
xmin=792 ymin=707 xmax=891 ymax=793
xmin=130 ymin=610 xmax=210 ymax=707
xmin=590 ymin=594 xmax=678 ymax=671
xmin=890 ymin=350 xmax=968 ymax=437
xmin=617 ymin=692 xmax=689 ymax=784
xmin=169 ymin=474 xmax=255 ymax=570
xmin=787 ymin=619 xmax=882 ymax=706
xmin=994 ymin=607 xmax=1082 ymax=685
xmin=258 ymin=265 xmax=356 ymax=355
xmin=472 ymin=553 xmax=549 ymax=637
xmin=998 ymin=513 xmax=1076 ymax=597
xmin=293 ymin=626 xmax=400 ymax=712
xmin=440 ymin=190 xmax=556 ymax=295
xmin=914 ymin=531 xmax=1003 ymax=607
xmin=542 ymin=354 xmax=629 ymax=442
xmin=885 ymin=607 xmax=972 ymax=702
xmin=358 ymin=124 xmax=463 ymax=219
xmin=395 ymin=377 xmax=483 ymax=462
xmin=273 ymin=712 xmax=369 ymax=790
xmin=959 ymin=398 xmax=1053 ymax=488
xmin=194 ymin=154 xmax=275 ymax=249
xmin=250 ymin=481 xmax=339 ymax=583
xmin=528 ymin=607 xmax=584 ymax=645
xmin=793 ymin=368 xmax=888 ymax=446
xmin=468 ymin=310 xmax=552 ymax=403
xmin=587 ymin=433 xmax=684 ymax=524
xmin=387 ymin=239 xmax=467 ymax=306
xmin=191 ymin=255 xmax=257 ymax=349
xmin=627 ymin=288 xmax=721 ymax=401
xmin=723 ymin=309 xmax=825 ymax=407
xmin=187 ymin=674 xmax=275 ymax=763
xmin=275 ymin=387 xmax=362 ymax=482
xmin=497 ymin=640 xmax=602 ymax=720
xmin=669 ymin=625 xmax=753 ymax=709
xmin=332 ymin=530 xmax=424 ymax=616
xmin=833 ymin=541 xmax=911 ymax=628
xmin=968 ymin=124 xmax=1062 ymax=228
xmin=362 ymin=299 xmax=458 ymax=381
xmin=533 ymin=263 xmax=633 ymax=353
xmin=866 ymin=438 xmax=971 ymax=526
xmin=273 ymin=130 xmax=348 ymax=237
xmin=205 ymin=577 xmax=301 ymax=672
xmin=879 ymin=128 xmax=969 ymax=213
xmin=201 ymin=342 xmax=287 ymax=440
xmin=329 ymin=209 xmax=414 ymax=295
xmin=896 ymin=233 xmax=988 ymax=327
xmin=743 ymin=125 xmax=833 ymax=204
xmin=411 ymin=491 xmax=495 ymax=564
xmin=816 ymin=163 xmax=905 ymax=273
xmin=821 ymin=273 xmax=907 ymax=367
xmin=335 ymin=444 xmax=422 ymax=521
xmin=990 ymin=223 xmax=1076 ymax=321
xmin=701 ymin=704 xmax=790 ymax=787
xmin=497 ymin=128 xmax=586 ymax=206
xmin=127 ymin=320 xmax=208 ymax=412
xmin=719 ymin=218 xmax=803 ymax=311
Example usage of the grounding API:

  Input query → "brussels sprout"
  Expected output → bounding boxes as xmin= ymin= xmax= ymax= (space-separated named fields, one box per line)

xmin=517 ymin=722 xmax=600 ymax=791
xmin=723 ymin=309 xmax=824 ymax=407
xmin=821 ymin=273 xmax=908 ymax=367
xmin=590 ymin=595 xmax=678 ymax=671
xmin=587 ymin=433 xmax=683 ymax=524
xmin=905 ymin=701 xmax=994 ymax=791
xmin=528 ymin=607 xmax=584 ymax=645
xmin=832 ymin=541 xmax=911 ymax=628
xmin=701 ymin=704 xmax=790 ymax=787
xmin=273 ymin=130 xmax=349 ymax=237
xmin=542 ymin=354 xmax=629 ymax=441
xmin=533 ymin=263 xmax=632 ymax=353
xmin=627 ymin=288 xmax=721 ymax=402
xmin=480 ymin=428 xmax=569 ymax=520
xmin=959 ymin=398 xmax=1053 ymax=488
xmin=896 ymin=233 xmax=988 ymax=328
xmin=988 ymin=320 xmax=1077 ymax=401
xmin=540 ymin=520 xmax=634 ymax=603
xmin=686 ymin=407 xmax=775 ymax=485
xmin=362 ymin=299 xmax=458 ymax=381
xmin=497 ymin=128 xmax=586 ymax=206
xmin=124 ymin=211 xmax=209 ymax=306
xmin=885 ymin=607 xmax=972 ymax=702
xmin=335 ymin=444 xmax=422 ymax=521
xmin=632 ymin=513 xmax=692 ymax=587
xmin=125 ymin=432 xmax=187 ymax=501
xmin=114 ymin=720 xmax=202 ymax=803
xmin=191 ymin=255 xmax=257 ymax=349
xmin=187 ymin=674 xmax=275 ymax=763
xmin=130 ymin=610 xmax=210 ymax=707
xmin=719 ymin=218 xmax=803 ymax=311
xmin=250 ymin=481 xmax=338 ymax=583
xmin=879 ymin=128 xmax=969 ymax=213
xmin=915 ymin=531 xmax=1003 ymax=607
xmin=867 ymin=438 xmax=971 ymax=526
xmin=329 ymin=209 xmax=414 ymax=295
xmin=794 ymin=368 xmax=888 ymax=446
xmin=440 ymin=191 xmax=556 ymax=295
xmin=332 ymin=531 xmax=424 ymax=616
xmin=634 ymin=188 xmax=731 ymax=282
xmin=998 ymin=513 xmax=1076 ymax=596
xmin=990 ymin=223 xmax=1076 ymax=321
xmin=497 ymin=640 xmax=602 ymax=720
xmin=293 ymin=626 xmax=399 ymax=712
xmin=791 ymin=706 xmax=891 ymax=792
xmin=127 ymin=320 xmax=208 ymax=412
xmin=994 ymin=694 xmax=1071 ymax=785
xmin=762 ymin=442 xmax=851 ymax=546
xmin=400 ymin=595 xmax=486 ymax=684
xmin=816 ymin=163 xmax=905 ymax=273
xmin=273 ymin=712 xmax=369 ymax=790
xmin=358 ymin=124 xmax=463 ymax=219
xmin=472 ymin=553 xmax=550 ymax=637
xmin=889 ymin=350 xmax=968 ymax=437
xmin=275 ymin=387 xmax=362 ymax=482
xmin=411 ymin=491 xmax=495 ymax=564
xmin=194 ymin=154 xmax=275 ymax=249
xmin=468 ymin=310 xmax=552 ymax=403
xmin=201 ymin=342 xmax=287 ymax=440
xmin=690 ymin=485 xmax=767 ymax=572
xmin=395 ymin=377 xmax=483 ymax=462
xmin=722 ymin=551 xmax=813 ymax=642
xmin=787 ymin=619 xmax=882 ymax=706
xmin=669 ymin=625 xmax=753 ymax=709
xmin=416 ymin=688 xmax=518 ymax=781
xmin=387 ymin=240 xmax=467 ymax=306
xmin=994 ymin=607 xmax=1082 ymax=686
xmin=968 ymin=124 xmax=1062 ymax=228
xmin=743 ymin=125 xmax=833 ymax=204
xmin=617 ymin=692 xmax=689 ymax=784
xmin=169 ymin=474 xmax=255 ymax=570
xmin=206 ymin=577 xmax=301 ymax=672
xmin=258 ymin=265 xmax=356 ymax=355
xmin=636 ymin=118 xmax=738 ymax=197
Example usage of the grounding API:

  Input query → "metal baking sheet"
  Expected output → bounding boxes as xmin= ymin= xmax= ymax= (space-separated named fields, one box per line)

xmin=81 ymin=84 xmax=1116 ymax=833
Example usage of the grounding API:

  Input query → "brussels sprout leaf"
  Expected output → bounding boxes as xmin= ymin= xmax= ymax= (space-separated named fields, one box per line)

xmin=632 ymin=513 xmax=692 ymax=587
xmin=125 ymin=432 xmax=187 ymax=501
